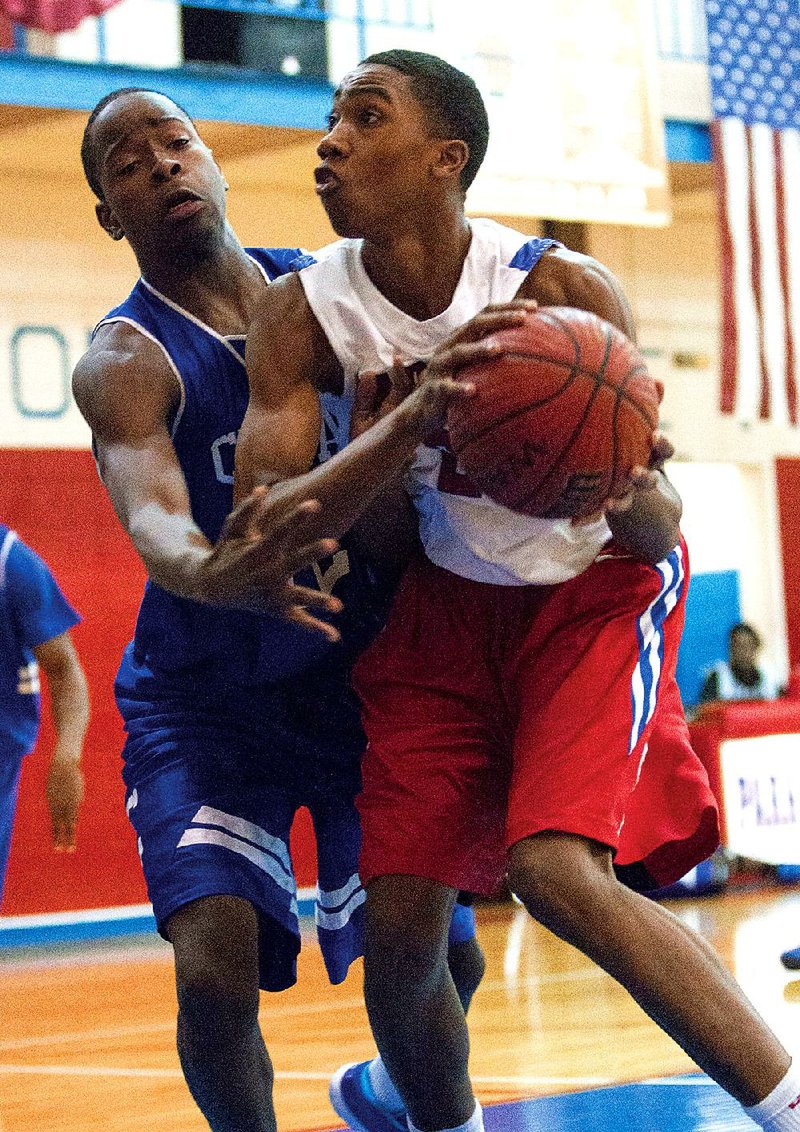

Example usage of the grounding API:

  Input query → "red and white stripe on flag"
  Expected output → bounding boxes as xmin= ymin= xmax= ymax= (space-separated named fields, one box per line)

xmin=705 ymin=0 xmax=799 ymax=426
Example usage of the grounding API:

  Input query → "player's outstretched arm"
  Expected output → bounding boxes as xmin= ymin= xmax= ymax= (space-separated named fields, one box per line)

xmin=72 ymin=324 xmax=342 ymax=629
xmin=237 ymin=274 xmax=518 ymax=540
xmin=518 ymin=250 xmax=682 ymax=564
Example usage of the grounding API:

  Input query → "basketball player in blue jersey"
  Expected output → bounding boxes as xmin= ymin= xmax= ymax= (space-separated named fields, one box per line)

xmin=71 ymin=88 xmax=491 ymax=1132
xmin=235 ymin=50 xmax=800 ymax=1132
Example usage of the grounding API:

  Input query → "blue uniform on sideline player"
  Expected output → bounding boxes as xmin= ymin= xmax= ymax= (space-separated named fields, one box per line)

xmin=72 ymin=88 xmax=483 ymax=1132
xmin=0 ymin=525 xmax=88 ymax=900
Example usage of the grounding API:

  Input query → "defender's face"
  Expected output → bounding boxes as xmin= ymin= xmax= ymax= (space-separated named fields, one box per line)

xmin=315 ymin=64 xmax=442 ymax=238
xmin=92 ymin=92 xmax=227 ymax=255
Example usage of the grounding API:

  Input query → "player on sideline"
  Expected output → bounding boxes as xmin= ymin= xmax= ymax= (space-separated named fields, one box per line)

xmin=235 ymin=50 xmax=800 ymax=1132
xmin=71 ymin=87 xmax=488 ymax=1132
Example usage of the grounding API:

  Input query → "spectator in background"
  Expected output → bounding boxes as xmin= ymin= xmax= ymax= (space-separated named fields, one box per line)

xmin=0 ymin=523 xmax=89 ymax=904
xmin=698 ymin=622 xmax=781 ymax=705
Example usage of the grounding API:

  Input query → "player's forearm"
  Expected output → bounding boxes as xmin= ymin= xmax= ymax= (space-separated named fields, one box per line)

xmin=126 ymin=502 xmax=214 ymax=601
xmin=605 ymin=474 xmax=682 ymax=564
xmin=249 ymin=401 xmax=424 ymax=541
xmin=47 ymin=664 xmax=90 ymax=764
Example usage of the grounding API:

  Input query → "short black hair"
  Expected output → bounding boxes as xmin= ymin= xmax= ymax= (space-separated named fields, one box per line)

xmin=81 ymin=87 xmax=195 ymax=199
xmin=730 ymin=622 xmax=761 ymax=647
xmin=361 ymin=49 xmax=489 ymax=192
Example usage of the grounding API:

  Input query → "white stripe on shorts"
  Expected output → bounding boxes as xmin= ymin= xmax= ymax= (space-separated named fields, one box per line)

xmin=177 ymin=828 xmax=298 ymax=910
xmin=190 ymin=806 xmax=293 ymax=877
xmin=629 ymin=545 xmax=684 ymax=753
xmin=315 ymin=886 xmax=366 ymax=932
xmin=317 ymin=872 xmax=362 ymax=909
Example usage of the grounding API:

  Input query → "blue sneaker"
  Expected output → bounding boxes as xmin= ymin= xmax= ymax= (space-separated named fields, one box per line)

xmin=781 ymin=946 xmax=800 ymax=970
xmin=329 ymin=1061 xmax=407 ymax=1132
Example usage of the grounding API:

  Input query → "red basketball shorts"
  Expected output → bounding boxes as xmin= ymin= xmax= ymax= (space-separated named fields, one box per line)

xmin=354 ymin=538 xmax=719 ymax=896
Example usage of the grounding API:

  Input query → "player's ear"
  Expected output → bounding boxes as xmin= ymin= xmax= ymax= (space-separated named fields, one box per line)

xmin=96 ymin=200 xmax=125 ymax=241
xmin=434 ymin=139 xmax=469 ymax=184
xmin=654 ymin=378 xmax=665 ymax=404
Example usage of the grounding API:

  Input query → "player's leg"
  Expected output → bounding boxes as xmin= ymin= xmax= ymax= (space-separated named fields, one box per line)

xmin=335 ymin=899 xmax=486 ymax=1130
xmin=507 ymin=833 xmax=793 ymax=1108
xmin=119 ymin=689 xmax=304 ymax=1132
xmin=447 ymin=901 xmax=486 ymax=1012
xmin=341 ymin=557 xmax=504 ymax=1132
xmin=504 ymin=544 xmax=799 ymax=1129
xmin=363 ymin=875 xmax=478 ymax=1132
xmin=167 ymin=894 xmax=276 ymax=1132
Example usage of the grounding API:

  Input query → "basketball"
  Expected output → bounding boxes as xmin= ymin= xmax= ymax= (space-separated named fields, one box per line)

xmin=446 ymin=306 xmax=661 ymax=519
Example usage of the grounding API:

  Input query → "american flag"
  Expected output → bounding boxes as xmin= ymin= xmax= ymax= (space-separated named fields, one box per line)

xmin=705 ymin=0 xmax=799 ymax=425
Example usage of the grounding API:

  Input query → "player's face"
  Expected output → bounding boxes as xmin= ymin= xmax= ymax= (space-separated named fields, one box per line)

xmin=315 ymin=64 xmax=446 ymax=238
xmin=92 ymin=92 xmax=227 ymax=260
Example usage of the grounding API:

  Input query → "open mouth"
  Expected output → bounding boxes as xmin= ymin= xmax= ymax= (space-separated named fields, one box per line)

xmin=164 ymin=189 xmax=203 ymax=219
xmin=314 ymin=167 xmax=340 ymax=197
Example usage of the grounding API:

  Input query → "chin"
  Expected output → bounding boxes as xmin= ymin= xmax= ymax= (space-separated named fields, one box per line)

xmin=323 ymin=201 xmax=366 ymax=240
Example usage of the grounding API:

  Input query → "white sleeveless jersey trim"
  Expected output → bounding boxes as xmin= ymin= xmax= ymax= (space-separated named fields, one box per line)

xmin=92 ymin=316 xmax=188 ymax=440
xmin=300 ymin=218 xmax=611 ymax=585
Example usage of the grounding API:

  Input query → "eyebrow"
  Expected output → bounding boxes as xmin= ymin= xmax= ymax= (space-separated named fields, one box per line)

xmin=332 ymin=83 xmax=394 ymax=106
xmin=104 ymin=115 xmax=188 ymax=161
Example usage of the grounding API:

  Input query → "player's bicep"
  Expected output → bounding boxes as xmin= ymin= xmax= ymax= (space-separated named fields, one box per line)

xmin=72 ymin=329 xmax=192 ymax=531
xmin=237 ymin=278 xmax=322 ymax=502
xmin=518 ymin=248 xmax=637 ymax=341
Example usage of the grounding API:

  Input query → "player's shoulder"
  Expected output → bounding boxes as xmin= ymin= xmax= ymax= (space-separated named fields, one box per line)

xmin=73 ymin=319 xmax=173 ymax=399
xmin=72 ymin=318 xmax=181 ymax=433
xmin=248 ymin=262 xmax=341 ymax=388
xmin=2 ymin=529 xmax=54 ymax=595
xmin=526 ymin=245 xmax=618 ymax=301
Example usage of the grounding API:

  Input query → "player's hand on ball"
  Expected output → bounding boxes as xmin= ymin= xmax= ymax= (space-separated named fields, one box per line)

xmin=199 ymin=487 xmax=344 ymax=639
xmin=407 ymin=301 xmax=540 ymax=438
xmin=603 ymin=432 xmax=674 ymax=515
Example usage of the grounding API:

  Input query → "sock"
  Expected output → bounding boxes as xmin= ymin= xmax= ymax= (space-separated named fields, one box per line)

xmin=744 ymin=1065 xmax=800 ymax=1130
xmin=407 ymin=1099 xmax=484 ymax=1132
xmin=366 ymin=1057 xmax=405 ymax=1114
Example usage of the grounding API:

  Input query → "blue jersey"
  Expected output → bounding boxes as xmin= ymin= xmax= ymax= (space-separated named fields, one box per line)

xmin=0 ymin=525 xmax=80 ymax=760
xmin=96 ymin=247 xmax=390 ymax=693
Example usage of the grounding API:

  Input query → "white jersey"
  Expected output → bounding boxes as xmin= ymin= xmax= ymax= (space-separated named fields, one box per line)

xmin=300 ymin=218 xmax=611 ymax=585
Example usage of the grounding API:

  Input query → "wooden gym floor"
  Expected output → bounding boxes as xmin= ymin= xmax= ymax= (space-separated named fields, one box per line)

xmin=1 ymin=887 xmax=799 ymax=1132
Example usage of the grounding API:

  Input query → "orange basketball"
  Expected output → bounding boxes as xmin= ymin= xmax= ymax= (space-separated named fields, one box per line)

xmin=446 ymin=307 xmax=660 ymax=519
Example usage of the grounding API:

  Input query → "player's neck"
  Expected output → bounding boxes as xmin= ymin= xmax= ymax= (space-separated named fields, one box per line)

xmin=140 ymin=228 xmax=265 ymax=331
xmin=360 ymin=213 xmax=472 ymax=320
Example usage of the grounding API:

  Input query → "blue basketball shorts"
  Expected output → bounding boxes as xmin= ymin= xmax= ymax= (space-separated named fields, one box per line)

xmin=0 ymin=754 xmax=24 ymax=903
xmin=117 ymin=658 xmax=366 ymax=992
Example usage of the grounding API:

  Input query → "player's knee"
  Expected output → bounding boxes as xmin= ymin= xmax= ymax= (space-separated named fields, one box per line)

xmin=507 ymin=832 xmax=618 ymax=930
xmin=365 ymin=877 xmax=452 ymax=982
xmin=176 ymin=953 xmax=260 ymax=1032
xmin=168 ymin=898 xmax=260 ymax=1030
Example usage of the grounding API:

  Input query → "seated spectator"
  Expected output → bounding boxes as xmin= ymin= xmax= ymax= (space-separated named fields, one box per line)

xmin=698 ymin=622 xmax=780 ymax=705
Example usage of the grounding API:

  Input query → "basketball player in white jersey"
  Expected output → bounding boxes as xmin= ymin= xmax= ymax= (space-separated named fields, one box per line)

xmin=235 ymin=50 xmax=800 ymax=1132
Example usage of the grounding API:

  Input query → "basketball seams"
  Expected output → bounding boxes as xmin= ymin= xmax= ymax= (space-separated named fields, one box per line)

xmin=453 ymin=355 xmax=583 ymax=451
xmin=453 ymin=355 xmax=656 ymax=453
xmin=513 ymin=322 xmax=616 ymax=514
xmin=446 ymin=306 xmax=659 ymax=518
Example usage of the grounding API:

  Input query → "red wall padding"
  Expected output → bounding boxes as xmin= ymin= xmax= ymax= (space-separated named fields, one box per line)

xmin=1 ymin=450 xmax=318 ymax=917
xmin=776 ymin=458 xmax=800 ymax=671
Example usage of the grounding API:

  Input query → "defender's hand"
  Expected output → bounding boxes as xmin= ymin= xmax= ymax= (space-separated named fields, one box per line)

xmin=197 ymin=489 xmax=344 ymax=639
